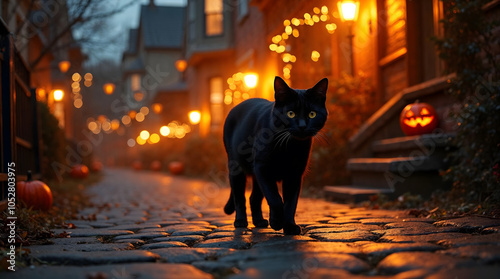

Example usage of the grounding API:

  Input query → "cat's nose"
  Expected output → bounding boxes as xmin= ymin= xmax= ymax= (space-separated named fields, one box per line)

xmin=298 ymin=119 xmax=307 ymax=130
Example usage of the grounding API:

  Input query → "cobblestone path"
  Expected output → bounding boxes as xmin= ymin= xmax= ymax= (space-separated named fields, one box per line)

xmin=5 ymin=169 xmax=500 ymax=278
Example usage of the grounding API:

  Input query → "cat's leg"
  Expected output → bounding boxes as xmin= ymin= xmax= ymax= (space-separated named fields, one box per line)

xmin=230 ymin=171 xmax=248 ymax=227
xmin=254 ymin=166 xmax=284 ymax=231
xmin=282 ymin=175 xmax=302 ymax=235
xmin=250 ymin=176 xmax=269 ymax=228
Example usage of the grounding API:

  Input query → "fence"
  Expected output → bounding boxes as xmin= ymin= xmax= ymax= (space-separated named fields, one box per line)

xmin=0 ymin=19 xmax=41 ymax=202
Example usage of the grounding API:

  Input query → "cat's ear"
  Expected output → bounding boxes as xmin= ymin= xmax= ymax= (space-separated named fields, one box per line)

xmin=308 ymin=78 xmax=328 ymax=99
xmin=274 ymin=76 xmax=293 ymax=104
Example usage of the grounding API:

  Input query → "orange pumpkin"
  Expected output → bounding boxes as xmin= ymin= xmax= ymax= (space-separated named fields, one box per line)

xmin=150 ymin=160 xmax=162 ymax=171
xmin=400 ymin=101 xmax=438 ymax=136
xmin=70 ymin=164 xmax=89 ymax=179
xmin=91 ymin=161 xmax=103 ymax=172
xmin=168 ymin=161 xmax=184 ymax=175
xmin=132 ymin=160 xmax=142 ymax=171
xmin=17 ymin=171 xmax=53 ymax=211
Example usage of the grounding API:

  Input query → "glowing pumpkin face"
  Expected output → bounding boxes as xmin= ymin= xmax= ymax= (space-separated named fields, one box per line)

xmin=399 ymin=102 xmax=438 ymax=136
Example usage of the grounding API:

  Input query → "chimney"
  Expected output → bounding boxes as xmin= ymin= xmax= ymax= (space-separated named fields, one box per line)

xmin=149 ymin=0 xmax=155 ymax=7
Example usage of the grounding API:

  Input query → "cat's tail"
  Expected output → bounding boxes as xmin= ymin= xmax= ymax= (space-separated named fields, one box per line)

xmin=224 ymin=191 xmax=235 ymax=214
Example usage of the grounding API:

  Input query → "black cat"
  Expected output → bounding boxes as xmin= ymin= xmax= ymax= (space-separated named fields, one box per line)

xmin=223 ymin=76 xmax=328 ymax=235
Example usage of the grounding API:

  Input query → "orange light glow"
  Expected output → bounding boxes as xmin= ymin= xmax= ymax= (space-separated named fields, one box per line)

xmin=160 ymin=126 xmax=170 ymax=136
xmin=74 ymin=99 xmax=83 ymax=108
xmin=58 ymin=61 xmax=71 ymax=73
xmin=338 ymin=1 xmax=360 ymax=22
xmin=72 ymin=73 xmax=81 ymax=82
xmin=135 ymin=112 xmax=145 ymax=122
xmin=149 ymin=133 xmax=160 ymax=144
xmin=244 ymin=73 xmax=258 ymax=89
xmin=152 ymin=103 xmax=163 ymax=114
xmin=84 ymin=73 xmax=93 ymax=81
xmin=103 ymin=83 xmax=115 ymax=95
xmin=175 ymin=59 xmax=188 ymax=72
xmin=139 ymin=130 xmax=150 ymax=140
xmin=136 ymin=136 xmax=146 ymax=145
xmin=128 ymin=110 xmax=137 ymax=119
xmin=53 ymin=90 xmax=64 ymax=101
xmin=189 ymin=110 xmax=201 ymax=125
xmin=122 ymin=115 xmax=131 ymax=125
xmin=110 ymin=119 xmax=120 ymax=130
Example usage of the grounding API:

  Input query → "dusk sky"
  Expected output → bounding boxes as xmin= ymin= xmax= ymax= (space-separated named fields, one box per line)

xmin=97 ymin=0 xmax=186 ymax=63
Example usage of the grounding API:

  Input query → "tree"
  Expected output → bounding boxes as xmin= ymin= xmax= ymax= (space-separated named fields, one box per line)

xmin=3 ymin=0 xmax=135 ymax=70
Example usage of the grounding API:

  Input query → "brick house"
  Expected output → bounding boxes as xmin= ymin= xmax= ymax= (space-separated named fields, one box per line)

xmin=181 ymin=0 xmax=498 ymax=200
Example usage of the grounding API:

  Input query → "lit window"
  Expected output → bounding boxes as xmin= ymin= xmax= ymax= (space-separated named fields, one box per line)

xmin=131 ymin=74 xmax=141 ymax=91
xmin=210 ymin=77 xmax=224 ymax=131
xmin=205 ymin=0 xmax=223 ymax=36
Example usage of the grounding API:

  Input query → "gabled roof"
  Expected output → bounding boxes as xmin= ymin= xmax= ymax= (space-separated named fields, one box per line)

xmin=140 ymin=5 xmax=185 ymax=49
xmin=124 ymin=28 xmax=138 ymax=55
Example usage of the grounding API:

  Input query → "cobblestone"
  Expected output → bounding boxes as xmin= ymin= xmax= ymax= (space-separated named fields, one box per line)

xmin=5 ymin=169 xmax=499 ymax=278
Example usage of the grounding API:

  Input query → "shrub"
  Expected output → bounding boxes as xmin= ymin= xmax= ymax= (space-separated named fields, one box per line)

xmin=182 ymin=134 xmax=227 ymax=178
xmin=434 ymin=0 xmax=500 ymax=208
xmin=305 ymin=72 xmax=377 ymax=188
xmin=38 ymin=102 xmax=67 ymax=180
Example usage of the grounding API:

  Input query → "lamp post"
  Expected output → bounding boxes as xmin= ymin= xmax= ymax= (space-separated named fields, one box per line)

xmin=338 ymin=1 xmax=359 ymax=76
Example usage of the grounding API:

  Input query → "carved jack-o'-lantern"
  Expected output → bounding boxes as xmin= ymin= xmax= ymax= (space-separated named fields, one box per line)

xmin=400 ymin=101 xmax=438 ymax=136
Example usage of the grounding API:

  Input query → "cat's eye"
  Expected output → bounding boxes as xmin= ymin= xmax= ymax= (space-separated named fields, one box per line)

xmin=287 ymin=111 xmax=296 ymax=118
xmin=309 ymin=111 xmax=317 ymax=119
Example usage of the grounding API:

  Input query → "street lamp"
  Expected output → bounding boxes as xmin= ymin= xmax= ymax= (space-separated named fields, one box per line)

xmin=53 ymin=89 xmax=64 ymax=101
xmin=338 ymin=1 xmax=359 ymax=76
xmin=338 ymin=1 xmax=359 ymax=22
xmin=188 ymin=110 xmax=201 ymax=125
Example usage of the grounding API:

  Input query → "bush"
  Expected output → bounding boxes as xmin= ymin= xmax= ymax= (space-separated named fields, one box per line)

xmin=182 ymin=134 xmax=227 ymax=179
xmin=305 ymin=72 xmax=377 ymax=188
xmin=434 ymin=0 xmax=500 ymax=209
xmin=38 ymin=102 xmax=67 ymax=180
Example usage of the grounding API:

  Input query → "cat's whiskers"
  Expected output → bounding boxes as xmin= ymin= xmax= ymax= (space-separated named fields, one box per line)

xmin=273 ymin=130 xmax=291 ymax=150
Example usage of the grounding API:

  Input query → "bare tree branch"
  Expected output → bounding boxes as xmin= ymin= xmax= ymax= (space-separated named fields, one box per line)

xmin=11 ymin=0 xmax=136 ymax=70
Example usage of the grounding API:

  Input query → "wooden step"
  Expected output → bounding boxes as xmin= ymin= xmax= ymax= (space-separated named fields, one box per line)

xmin=372 ymin=133 xmax=454 ymax=158
xmin=323 ymin=185 xmax=393 ymax=203
xmin=347 ymin=156 xmax=445 ymax=173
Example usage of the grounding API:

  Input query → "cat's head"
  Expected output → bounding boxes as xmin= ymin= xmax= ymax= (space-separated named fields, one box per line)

xmin=272 ymin=76 xmax=328 ymax=140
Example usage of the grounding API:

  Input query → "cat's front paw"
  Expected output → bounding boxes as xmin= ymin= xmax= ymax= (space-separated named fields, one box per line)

xmin=283 ymin=223 xmax=301 ymax=235
xmin=234 ymin=219 xmax=248 ymax=228
xmin=253 ymin=218 xmax=269 ymax=228
xmin=269 ymin=207 xmax=284 ymax=231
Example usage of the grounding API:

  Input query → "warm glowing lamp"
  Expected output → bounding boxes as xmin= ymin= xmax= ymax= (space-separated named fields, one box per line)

xmin=338 ymin=1 xmax=359 ymax=22
xmin=103 ymin=83 xmax=115 ymax=95
xmin=58 ymin=61 xmax=71 ymax=73
xmin=53 ymin=90 xmax=64 ymax=101
xmin=188 ymin=110 xmax=201 ymax=125
xmin=175 ymin=59 xmax=188 ymax=73
xmin=139 ymin=130 xmax=150 ymax=140
xmin=244 ymin=73 xmax=258 ymax=89
xmin=152 ymin=103 xmax=163 ymax=114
